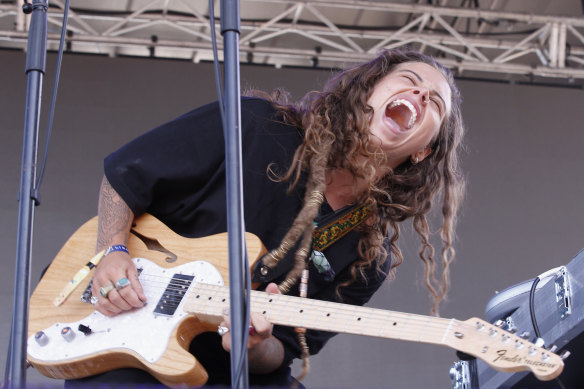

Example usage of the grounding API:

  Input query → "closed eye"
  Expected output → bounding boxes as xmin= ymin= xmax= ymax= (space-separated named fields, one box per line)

xmin=401 ymin=75 xmax=443 ymax=115
xmin=401 ymin=75 xmax=416 ymax=84
xmin=430 ymin=97 xmax=442 ymax=114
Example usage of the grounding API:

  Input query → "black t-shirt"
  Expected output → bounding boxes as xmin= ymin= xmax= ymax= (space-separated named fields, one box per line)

xmin=104 ymin=97 xmax=390 ymax=386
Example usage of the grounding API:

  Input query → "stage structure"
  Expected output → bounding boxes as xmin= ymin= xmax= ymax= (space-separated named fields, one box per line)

xmin=1 ymin=0 xmax=584 ymax=85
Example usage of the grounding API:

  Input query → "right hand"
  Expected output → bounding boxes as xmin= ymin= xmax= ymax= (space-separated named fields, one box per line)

xmin=91 ymin=251 xmax=147 ymax=316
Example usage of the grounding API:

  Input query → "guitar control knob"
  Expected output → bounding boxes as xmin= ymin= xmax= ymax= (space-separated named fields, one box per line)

xmin=34 ymin=331 xmax=49 ymax=346
xmin=534 ymin=337 xmax=545 ymax=348
xmin=61 ymin=326 xmax=75 ymax=342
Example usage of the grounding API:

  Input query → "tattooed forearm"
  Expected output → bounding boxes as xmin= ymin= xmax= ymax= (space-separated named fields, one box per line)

xmin=96 ymin=176 xmax=134 ymax=252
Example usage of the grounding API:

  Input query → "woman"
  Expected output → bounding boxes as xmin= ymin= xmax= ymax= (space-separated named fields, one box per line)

xmin=79 ymin=47 xmax=465 ymax=387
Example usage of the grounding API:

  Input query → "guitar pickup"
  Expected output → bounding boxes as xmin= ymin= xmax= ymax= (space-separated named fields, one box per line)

xmin=153 ymin=274 xmax=195 ymax=316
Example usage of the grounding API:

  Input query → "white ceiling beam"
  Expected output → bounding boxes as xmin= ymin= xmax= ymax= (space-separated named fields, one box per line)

xmin=1 ymin=1 xmax=584 ymax=83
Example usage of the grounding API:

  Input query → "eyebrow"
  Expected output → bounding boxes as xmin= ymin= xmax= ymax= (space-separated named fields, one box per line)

xmin=398 ymin=69 xmax=447 ymax=112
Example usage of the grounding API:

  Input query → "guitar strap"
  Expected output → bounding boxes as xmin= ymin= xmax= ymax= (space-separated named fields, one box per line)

xmin=312 ymin=204 xmax=369 ymax=251
xmin=253 ymin=204 xmax=369 ymax=284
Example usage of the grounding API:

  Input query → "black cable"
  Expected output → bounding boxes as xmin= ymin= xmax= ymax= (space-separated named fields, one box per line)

xmin=528 ymin=276 xmax=567 ymax=389
xmin=32 ymin=0 xmax=71 ymax=204
xmin=209 ymin=0 xmax=251 ymax=383
xmin=528 ymin=276 xmax=541 ymax=338
xmin=209 ymin=0 xmax=225 ymax=128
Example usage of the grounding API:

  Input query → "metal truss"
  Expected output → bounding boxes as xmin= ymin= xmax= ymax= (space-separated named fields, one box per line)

xmin=1 ymin=0 xmax=584 ymax=84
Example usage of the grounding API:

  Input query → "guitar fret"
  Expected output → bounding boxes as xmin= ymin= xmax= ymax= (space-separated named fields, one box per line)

xmin=377 ymin=312 xmax=389 ymax=338
xmin=396 ymin=314 xmax=409 ymax=340
xmin=418 ymin=316 xmax=430 ymax=342
xmin=441 ymin=318 xmax=454 ymax=344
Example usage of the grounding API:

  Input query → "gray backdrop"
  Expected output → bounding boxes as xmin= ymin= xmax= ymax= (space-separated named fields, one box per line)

xmin=1 ymin=49 xmax=583 ymax=388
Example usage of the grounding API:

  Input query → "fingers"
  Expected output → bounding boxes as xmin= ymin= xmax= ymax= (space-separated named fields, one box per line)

xmin=219 ymin=311 xmax=273 ymax=353
xmin=128 ymin=265 xmax=147 ymax=303
xmin=91 ymin=251 xmax=146 ymax=316
xmin=264 ymin=282 xmax=281 ymax=295
xmin=250 ymin=312 xmax=272 ymax=339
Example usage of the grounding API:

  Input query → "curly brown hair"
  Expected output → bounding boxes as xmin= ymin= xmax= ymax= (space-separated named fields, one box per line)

xmin=261 ymin=48 xmax=465 ymax=316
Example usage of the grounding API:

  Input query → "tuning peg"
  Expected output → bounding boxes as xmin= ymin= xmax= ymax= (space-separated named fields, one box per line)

xmin=534 ymin=337 xmax=545 ymax=348
xmin=519 ymin=331 xmax=531 ymax=340
xmin=560 ymin=350 xmax=571 ymax=360
xmin=494 ymin=320 xmax=505 ymax=328
xmin=547 ymin=344 xmax=558 ymax=353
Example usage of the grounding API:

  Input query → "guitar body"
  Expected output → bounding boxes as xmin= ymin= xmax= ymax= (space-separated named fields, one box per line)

xmin=28 ymin=214 xmax=266 ymax=387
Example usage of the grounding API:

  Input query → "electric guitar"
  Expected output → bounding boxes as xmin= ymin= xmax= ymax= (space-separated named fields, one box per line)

xmin=27 ymin=214 xmax=564 ymax=387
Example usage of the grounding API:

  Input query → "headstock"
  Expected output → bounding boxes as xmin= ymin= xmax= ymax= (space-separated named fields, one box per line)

xmin=447 ymin=317 xmax=564 ymax=381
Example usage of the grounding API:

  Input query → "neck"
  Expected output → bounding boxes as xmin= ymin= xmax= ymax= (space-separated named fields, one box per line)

xmin=324 ymin=169 xmax=366 ymax=211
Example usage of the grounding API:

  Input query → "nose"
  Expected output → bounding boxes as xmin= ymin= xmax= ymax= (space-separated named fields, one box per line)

xmin=413 ymin=88 xmax=430 ymax=104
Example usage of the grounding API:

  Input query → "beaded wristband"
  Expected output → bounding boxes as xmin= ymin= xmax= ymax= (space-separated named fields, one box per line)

xmin=104 ymin=244 xmax=129 ymax=257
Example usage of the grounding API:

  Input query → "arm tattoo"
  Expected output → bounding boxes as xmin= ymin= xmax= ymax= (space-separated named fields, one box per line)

xmin=96 ymin=176 xmax=134 ymax=252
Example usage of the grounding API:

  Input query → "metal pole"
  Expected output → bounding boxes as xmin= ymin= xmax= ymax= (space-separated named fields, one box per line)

xmin=220 ymin=0 xmax=248 ymax=387
xmin=4 ymin=1 xmax=48 ymax=388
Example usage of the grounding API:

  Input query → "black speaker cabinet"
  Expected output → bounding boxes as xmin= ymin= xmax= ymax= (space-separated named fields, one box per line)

xmin=451 ymin=249 xmax=584 ymax=389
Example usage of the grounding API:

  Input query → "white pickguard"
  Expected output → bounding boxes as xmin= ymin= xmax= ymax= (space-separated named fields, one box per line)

xmin=27 ymin=258 xmax=224 ymax=365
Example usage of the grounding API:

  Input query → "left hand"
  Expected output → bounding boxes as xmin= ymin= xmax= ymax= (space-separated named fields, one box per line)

xmin=218 ymin=282 xmax=279 ymax=352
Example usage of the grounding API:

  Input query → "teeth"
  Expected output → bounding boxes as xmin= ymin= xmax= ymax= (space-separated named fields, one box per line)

xmin=389 ymin=99 xmax=417 ymax=129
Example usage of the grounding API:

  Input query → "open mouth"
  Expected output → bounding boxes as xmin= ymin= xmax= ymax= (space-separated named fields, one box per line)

xmin=385 ymin=99 xmax=418 ymax=130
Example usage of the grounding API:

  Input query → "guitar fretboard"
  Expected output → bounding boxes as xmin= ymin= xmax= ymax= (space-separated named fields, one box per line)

xmin=185 ymin=283 xmax=458 ymax=346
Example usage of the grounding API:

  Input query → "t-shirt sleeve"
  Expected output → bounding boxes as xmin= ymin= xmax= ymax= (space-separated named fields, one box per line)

xmin=104 ymin=100 xmax=226 ymax=217
xmin=103 ymin=97 xmax=293 ymax=228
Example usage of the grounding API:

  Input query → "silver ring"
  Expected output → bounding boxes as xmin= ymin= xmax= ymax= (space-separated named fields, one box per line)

xmin=116 ymin=277 xmax=130 ymax=289
xmin=99 ymin=283 xmax=115 ymax=298
xmin=217 ymin=326 xmax=229 ymax=336
xmin=90 ymin=296 xmax=99 ymax=305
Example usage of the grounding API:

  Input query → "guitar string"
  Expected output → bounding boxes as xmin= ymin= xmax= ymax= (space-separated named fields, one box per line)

xmin=130 ymin=272 xmax=551 ymax=358
xmin=188 ymin=286 xmax=562 ymax=374
xmin=189 ymin=282 xmax=559 ymax=364
xmin=133 ymin=273 xmax=460 ymax=340
xmin=135 ymin=273 xmax=502 ymax=343
xmin=190 ymin=282 xmax=463 ymax=342
xmin=136 ymin=271 xmax=446 ymax=327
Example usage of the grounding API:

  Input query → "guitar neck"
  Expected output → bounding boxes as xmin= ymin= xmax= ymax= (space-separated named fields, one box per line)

xmin=186 ymin=283 xmax=456 ymax=346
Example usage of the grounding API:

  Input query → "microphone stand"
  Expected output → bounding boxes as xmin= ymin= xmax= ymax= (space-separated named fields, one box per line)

xmin=4 ymin=1 xmax=48 ymax=388
xmin=220 ymin=0 xmax=249 ymax=387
